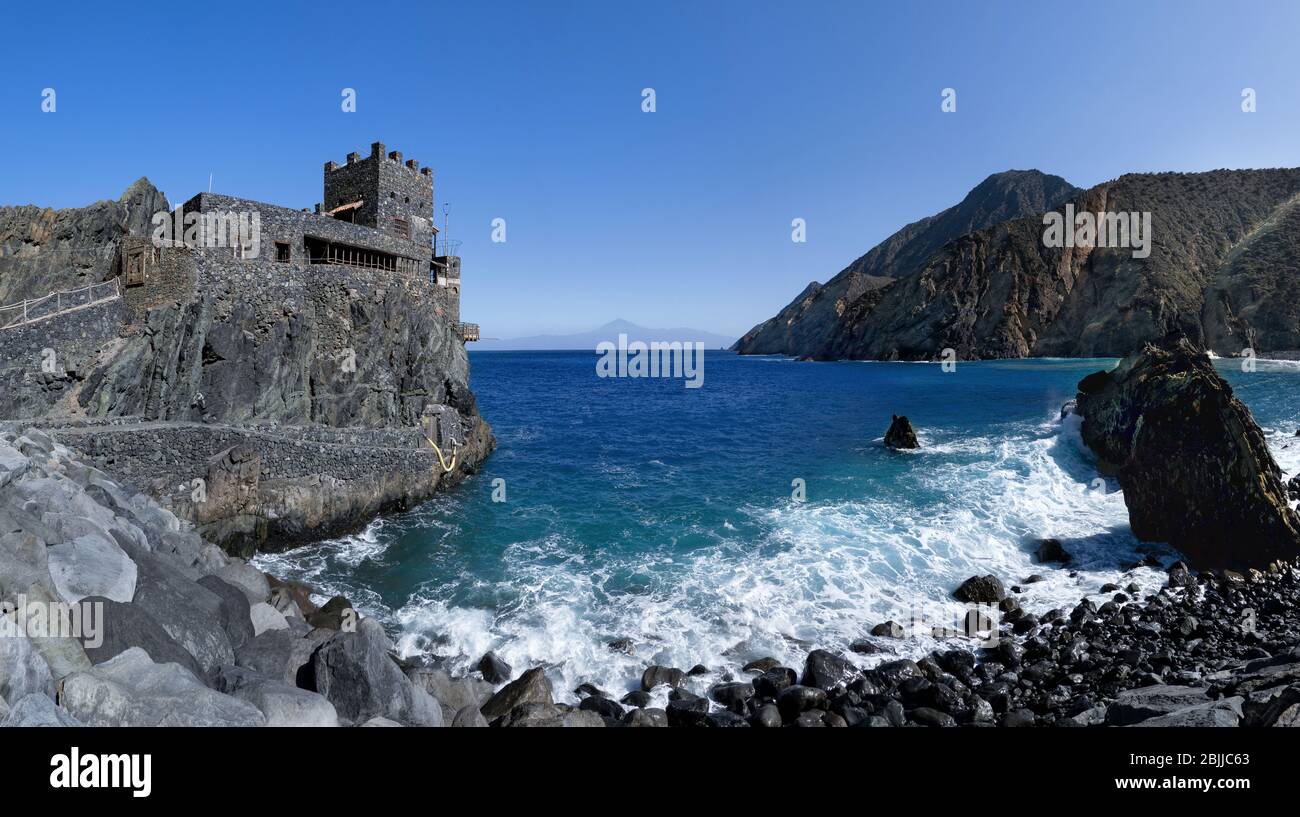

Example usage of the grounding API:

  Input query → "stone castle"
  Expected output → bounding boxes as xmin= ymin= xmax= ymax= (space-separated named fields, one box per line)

xmin=0 ymin=141 xmax=493 ymax=552
xmin=117 ymin=140 xmax=476 ymax=340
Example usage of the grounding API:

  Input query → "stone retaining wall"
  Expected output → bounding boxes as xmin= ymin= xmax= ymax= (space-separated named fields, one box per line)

xmin=0 ymin=299 xmax=128 ymax=419
xmin=34 ymin=415 xmax=492 ymax=555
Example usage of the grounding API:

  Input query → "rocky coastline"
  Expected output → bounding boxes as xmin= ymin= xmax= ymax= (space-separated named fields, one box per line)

xmin=735 ymin=168 xmax=1300 ymax=361
xmin=10 ymin=382 xmax=1300 ymax=728
xmin=5 ymin=409 xmax=1300 ymax=728
xmin=4 ymin=267 xmax=1297 ymax=727
xmin=483 ymin=555 xmax=1300 ymax=728
xmin=0 ymin=179 xmax=494 ymax=556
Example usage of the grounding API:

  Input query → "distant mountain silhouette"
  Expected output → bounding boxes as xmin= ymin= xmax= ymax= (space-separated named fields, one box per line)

xmin=474 ymin=319 xmax=736 ymax=351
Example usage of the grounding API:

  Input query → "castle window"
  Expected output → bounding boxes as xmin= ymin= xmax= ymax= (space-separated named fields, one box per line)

xmin=125 ymin=252 xmax=145 ymax=287
xmin=275 ymin=242 xmax=291 ymax=262
xmin=391 ymin=217 xmax=410 ymax=239
xmin=404 ymin=196 xmax=410 ymax=203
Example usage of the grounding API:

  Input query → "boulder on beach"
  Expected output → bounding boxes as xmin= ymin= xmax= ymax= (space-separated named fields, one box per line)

xmin=0 ymin=693 xmax=83 ymax=727
xmin=305 ymin=595 xmax=355 ymax=631
xmin=953 ymin=574 xmax=1006 ymax=603
xmin=640 ymin=665 xmax=687 ymax=691
xmin=480 ymin=666 xmax=554 ymax=721
xmin=800 ymin=649 xmax=857 ymax=691
xmin=1075 ymin=338 xmax=1300 ymax=569
xmin=60 ymin=647 xmax=265 ymax=727
xmin=303 ymin=618 xmax=442 ymax=726
xmin=883 ymin=414 xmax=919 ymax=449
xmin=870 ymin=620 xmax=905 ymax=638
xmin=477 ymin=651 xmax=513 ymax=684
xmin=1034 ymin=538 xmax=1072 ymax=564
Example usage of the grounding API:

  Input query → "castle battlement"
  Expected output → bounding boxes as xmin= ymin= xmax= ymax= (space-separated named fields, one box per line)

xmin=324 ymin=141 xmax=433 ymax=179
xmin=115 ymin=141 xmax=471 ymax=332
xmin=321 ymin=141 xmax=435 ymax=248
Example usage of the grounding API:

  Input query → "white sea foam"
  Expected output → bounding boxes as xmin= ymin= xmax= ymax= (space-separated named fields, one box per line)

xmin=364 ymin=412 xmax=1174 ymax=702
xmin=251 ymin=518 xmax=394 ymax=614
xmin=252 ymin=361 xmax=1300 ymax=706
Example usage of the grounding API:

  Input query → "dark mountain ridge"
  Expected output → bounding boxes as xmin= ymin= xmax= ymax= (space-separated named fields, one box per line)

xmin=733 ymin=170 xmax=1080 ymax=356
xmin=736 ymin=167 xmax=1300 ymax=360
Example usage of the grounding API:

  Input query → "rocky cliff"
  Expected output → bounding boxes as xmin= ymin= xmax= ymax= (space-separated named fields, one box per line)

xmin=0 ymin=178 xmax=166 ymax=305
xmin=737 ymin=168 xmax=1300 ymax=360
xmin=1075 ymin=338 xmax=1300 ymax=569
xmin=733 ymin=170 xmax=1080 ymax=357
xmin=0 ymin=180 xmax=493 ymax=553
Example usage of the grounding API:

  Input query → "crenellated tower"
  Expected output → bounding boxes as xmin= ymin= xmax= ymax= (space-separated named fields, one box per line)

xmin=323 ymin=141 xmax=435 ymax=248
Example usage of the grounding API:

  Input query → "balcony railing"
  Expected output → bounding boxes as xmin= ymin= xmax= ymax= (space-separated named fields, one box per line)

xmin=458 ymin=322 xmax=479 ymax=342
xmin=436 ymin=238 xmax=462 ymax=257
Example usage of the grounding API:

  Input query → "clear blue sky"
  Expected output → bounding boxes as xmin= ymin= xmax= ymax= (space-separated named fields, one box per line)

xmin=2 ymin=0 xmax=1298 ymax=338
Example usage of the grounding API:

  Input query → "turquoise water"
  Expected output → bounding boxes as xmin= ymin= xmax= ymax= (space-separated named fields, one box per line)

xmin=254 ymin=351 xmax=1300 ymax=699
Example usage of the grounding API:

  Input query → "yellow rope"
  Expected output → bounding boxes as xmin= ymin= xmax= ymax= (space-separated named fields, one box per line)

xmin=423 ymin=435 xmax=459 ymax=473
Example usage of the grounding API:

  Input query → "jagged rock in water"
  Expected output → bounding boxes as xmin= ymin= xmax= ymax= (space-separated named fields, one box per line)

xmin=1034 ymin=537 xmax=1072 ymax=564
xmin=953 ymin=574 xmax=1006 ymax=603
xmin=1075 ymin=338 xmax=1300 ymax=569
xmin=883 ymin=414 xmax=919 ymax=449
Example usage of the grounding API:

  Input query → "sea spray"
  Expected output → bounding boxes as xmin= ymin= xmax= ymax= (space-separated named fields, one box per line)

xmin=252 ymin=354 xmax=1296 ymax=701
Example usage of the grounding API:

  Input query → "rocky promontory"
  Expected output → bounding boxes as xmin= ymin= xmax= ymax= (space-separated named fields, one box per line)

xmin=1075 ymin=338 xmax=1300 ymax=570
xmin=0 ymin=180 xmax=492 ymax=554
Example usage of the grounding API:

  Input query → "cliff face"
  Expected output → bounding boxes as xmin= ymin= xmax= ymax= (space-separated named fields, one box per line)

xmin=1075 ymin=339 xmax=1300 ymax=570
xmin=0 ymin=178 xmax=167 ymax=305
xmin=0 ymin=180 xmax=493 ymax=553
xmin=737 ymin=168 xmax=1300 ymax=360
xmin=733 ymin=170 xmax=1081 ymax=356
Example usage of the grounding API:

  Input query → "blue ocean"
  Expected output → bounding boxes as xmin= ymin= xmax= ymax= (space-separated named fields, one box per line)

xmin=254 ymin=351 xmax=1300 ymax=699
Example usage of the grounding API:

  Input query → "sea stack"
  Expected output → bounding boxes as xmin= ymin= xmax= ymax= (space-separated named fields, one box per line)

xmin=884 ymin=415 xmax=919 ymax=449
xmin=1075 ymin=338 xmax=1300 ymax=570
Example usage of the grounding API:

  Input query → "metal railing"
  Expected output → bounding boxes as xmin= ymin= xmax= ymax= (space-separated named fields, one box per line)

xmin=0 ymin=277 xmax=122 ymax=330
xmin=458 ymin=322 xmax=480 ymax=342
xmin=435 ymin=238 xmax=462 ymax=257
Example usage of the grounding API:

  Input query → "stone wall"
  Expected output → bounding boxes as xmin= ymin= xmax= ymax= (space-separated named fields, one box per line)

xmin=117 ymin=242 xmax=198 ymax=320
xmin=322 ymin=152 xmax=380 ymax=228
xmin=0 ymin=298 xmax=128 ymax=419
xmin=184 ymin=193 xmax=432 ymax=265
xmin=30 ymin=415 xmax=491 ymax=556
xmin=324 ymin=141 xmax=435 ymax=248
xmin=375 ymin=153 xmax=435 ymax=247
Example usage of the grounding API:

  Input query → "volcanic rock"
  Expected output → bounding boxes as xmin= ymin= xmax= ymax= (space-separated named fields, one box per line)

xmin=884 ymin=415 xmax=919 ymax=449
xmin=1076 ymin=338 xmax=1300 ymax=569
